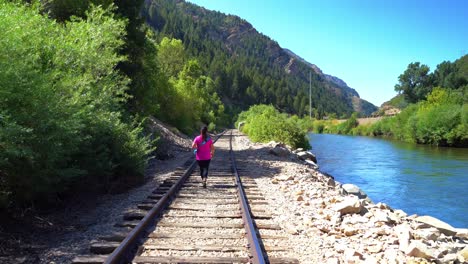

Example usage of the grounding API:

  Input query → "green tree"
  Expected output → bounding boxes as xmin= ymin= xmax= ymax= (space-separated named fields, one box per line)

xmin=157 ymin=37 xmax=186 ymax=78
xmin=395 ymin=62 xmax=432 ymax=103
xmin=0 ymin=2 xmax=153 ymax=207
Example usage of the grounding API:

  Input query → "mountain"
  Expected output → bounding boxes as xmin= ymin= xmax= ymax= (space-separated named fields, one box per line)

xmin=142 ymin=0 xmax=377 ymax=117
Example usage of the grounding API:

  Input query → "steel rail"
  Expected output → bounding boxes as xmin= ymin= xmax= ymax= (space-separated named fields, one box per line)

xmin=104 ymin=131 xmax=224 ymax=264
xmin=229 ymin=130 xmax=267 ymax=264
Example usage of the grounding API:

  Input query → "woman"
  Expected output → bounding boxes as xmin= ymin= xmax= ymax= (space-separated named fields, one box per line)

xmin=192 ymin=126 xmax=215 ymax=188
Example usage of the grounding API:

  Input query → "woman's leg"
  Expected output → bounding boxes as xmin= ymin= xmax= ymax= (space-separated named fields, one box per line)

xmin=197 ymin=160 xmax=204 ymax=178
xmin=201 ymin=160 xmax=210 ymax=178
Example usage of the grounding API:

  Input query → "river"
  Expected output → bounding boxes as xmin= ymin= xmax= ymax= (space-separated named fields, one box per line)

xmin=308 ymin=133 xmax=468 ymax=228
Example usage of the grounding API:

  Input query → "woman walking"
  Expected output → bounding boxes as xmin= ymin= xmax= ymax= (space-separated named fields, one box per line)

xmin=192 ymin=126 xmax=215 ymax=188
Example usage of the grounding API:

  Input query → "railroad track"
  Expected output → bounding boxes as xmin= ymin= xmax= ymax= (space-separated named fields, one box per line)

xmin=73 ymin=130 xmax=299 ymax=264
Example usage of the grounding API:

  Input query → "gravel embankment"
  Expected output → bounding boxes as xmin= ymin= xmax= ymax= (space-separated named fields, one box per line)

xmin=233 ymin=130 xmax=468 ymax=264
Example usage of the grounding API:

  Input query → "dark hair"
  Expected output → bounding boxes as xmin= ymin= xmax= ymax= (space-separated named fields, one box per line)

xmin=201 ymin=126 xmax=208 ymax=141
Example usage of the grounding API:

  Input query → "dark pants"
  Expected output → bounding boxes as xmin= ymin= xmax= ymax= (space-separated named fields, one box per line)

xmin=197 ymin=160 xmax=211 ymax=179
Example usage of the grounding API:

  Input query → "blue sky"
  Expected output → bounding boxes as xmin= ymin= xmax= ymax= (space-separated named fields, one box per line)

xmin=187 ymin=0 xmax=468 ymax=106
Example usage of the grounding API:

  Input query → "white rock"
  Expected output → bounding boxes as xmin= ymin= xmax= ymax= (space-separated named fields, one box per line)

xmin=441 ymin=253 xmax=458 ymax=263
xmin=334 ymin=243 xmax=347 ymax=253
xmin=412 ymin=227 xmax=440 ymax=241
xmin=333 ymin=196 xmax=362 ymax=216
xmin=455 ymin=228 xmax=468 ymax=239
xmin=344 ymin=248 xmax=363 ymax=262
xmin=276 ymin=175 xmax=294 ymax=181
xmin=394 ymin=223 xmax=413 ymax=252
xmin=376 ymin=202 xmax=391 ymax=210
xmin=342 ymin=183 xmax=367 ymax=199
xmin=414 ymin=215 xmax=457 ymax=236
xmin=373 ymin=210 xmax=391 ymax=223
xmin=297 ymin=151 xmax=317 ymax=163
xmin=326 ymin=258 xmax=339 ymax=264
xmin=270 ymin=145 xmax=290 ymax=157
xmin=405 ymin=240 xmax=436 ymax=259
xmin=383 ymin=249 xmax=399 ymax=264
xmin=393 ymin=209 xmax=407 ymax=218
xmin=458 ymin=246 xmax=468 ymax=262
xmin=304 ymin=159 xmax=319 ymax=168
xmin=344 ymin=226 xmax=358 ymax=236
xmin=363 ymin=255 xmax=379 ymax=264
xmin=366 ymin=243 xmax=383 ymax=253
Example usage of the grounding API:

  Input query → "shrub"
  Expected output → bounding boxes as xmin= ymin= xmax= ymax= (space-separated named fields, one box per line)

xmin=236 ymin=105 xmax=311 ymax=149
xmin=0 ymin=2 xmax=154 ymax=207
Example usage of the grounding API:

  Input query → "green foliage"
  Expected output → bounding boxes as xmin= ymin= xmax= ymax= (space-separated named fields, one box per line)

xmin=236 ymin=105 xmax=311 ymax=149
xmin=157 ymin=37 xmax=186 ymax=77
xmin=0 ymin=2 xmax=153 ymax=207
xmin=384 ymin=94 xmax=409 ymax=110
xmin=40 ymin=0 xmax=114 ymax=21
xmin=394 ymin=62 xmax=432 ymax=103
xmin=143 ymin=0 xmax=358 ymax=117
xmin=335 ymin=113 xmax=359 ymax=134
xmin=167 ymin=59 xmax=225 ymax=134
xmin=394 ymin=55 xmax=467 ymax=105
xmin=315 ymin=88 xmax=467 ymax=147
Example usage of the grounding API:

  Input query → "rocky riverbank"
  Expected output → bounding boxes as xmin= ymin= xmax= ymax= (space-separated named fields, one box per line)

xmin=233 ymin=131 xmax=468 ymax=264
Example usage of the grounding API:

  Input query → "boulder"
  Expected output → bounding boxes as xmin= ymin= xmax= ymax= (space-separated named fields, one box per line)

xmin=296 ymin=151 xmax=318 ymax=163
xmin=326 ymin=177 xmax=335 ymax=187
xmin=414 ymin=215 xmax=457 ymax=236
xmin=343 ymin=226 xmax=358 ymax=236
xmin=372 ymin=210 xmax=391 ymax=223
xmin=269 ymin=145 xmax=290 ymax=157
xmin=455 ymin=228 xmax=468 ymax=239
xmin=304 ymin=159 xmax=319 ymax=169
xmin=375 ymin=202 xmax=391 ymax=210
xmin=333 ymin=196 xmax=362 ymax=216
xmin=276 ymin=175 xmax=294 ymax=181
xmin=395 ymin=223 xmax=413 ymax=252
xmin=442 ymin=253 xmax=458 ymax=263
xmin=366 ymin=243 xmax=383 ymax=253
xmin=458 ymin=246 xmax=468 ymax=262
xmin=342 ymin=183 xmax=367 ymax=199
xmin=292 ymin=148 xmax=304 ymax=154
xmin=412 ymin=227 xmax=440 ymax=241
xmin=405 ymin=240 xmax=436 ymax=259
xmin=394 ymin=209 xmax=408 ymax=218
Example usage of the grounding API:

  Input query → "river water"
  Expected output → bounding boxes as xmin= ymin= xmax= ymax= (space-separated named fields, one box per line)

xmin=308 ymin=133 xmax=468 ymax=228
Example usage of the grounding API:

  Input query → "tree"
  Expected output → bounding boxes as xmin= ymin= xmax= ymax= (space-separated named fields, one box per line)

xmin=394 ymin=62 xmax=432 ymax=103
xmin=157 ymin=37 xmax=186 ymax=78
xmin=433 ymin=61 xmax=457 ymax=89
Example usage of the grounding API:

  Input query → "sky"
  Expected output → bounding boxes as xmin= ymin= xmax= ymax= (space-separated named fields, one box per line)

xmin=187 ymin=0 xmax=468 ymax=106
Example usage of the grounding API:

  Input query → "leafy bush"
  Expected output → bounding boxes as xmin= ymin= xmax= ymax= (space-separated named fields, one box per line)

xmin=0 ymin=2 xmax=154 ymax=207
xmin=236 ymin=105 xmax=311 ymax=149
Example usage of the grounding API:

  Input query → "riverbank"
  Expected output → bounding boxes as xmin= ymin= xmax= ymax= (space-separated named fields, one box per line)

xmin=234 ymin=131 xmax=468 ymax=263
xmin=308 ymin=133 xmax=468 ymax=228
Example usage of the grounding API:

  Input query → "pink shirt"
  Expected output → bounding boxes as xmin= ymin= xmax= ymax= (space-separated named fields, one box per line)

xmin=193 ymin=135 xmax=213 ymax=160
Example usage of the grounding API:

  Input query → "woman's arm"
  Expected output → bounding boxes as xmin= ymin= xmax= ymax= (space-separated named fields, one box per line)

xmin=210 ymin=143 xmax=215 ymax=158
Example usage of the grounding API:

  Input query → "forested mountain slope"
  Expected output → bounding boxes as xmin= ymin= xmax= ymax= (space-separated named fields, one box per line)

xmin=142 ymin=0 xmax=377 ymax=117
